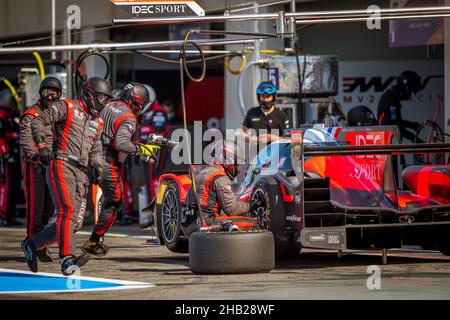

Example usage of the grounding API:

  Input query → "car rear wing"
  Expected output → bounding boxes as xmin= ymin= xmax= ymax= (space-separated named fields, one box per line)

xmin=289 ymin=129 xmax=450 ymax=230
xmin=303 ymin=142 xmax=450 ymax=157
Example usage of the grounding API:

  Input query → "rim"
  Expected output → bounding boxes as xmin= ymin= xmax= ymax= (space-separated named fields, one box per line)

xmin=162 ymin=188 xmax=178 ymax=243
xmin=251 ymin=189 xmax=269 ymax=229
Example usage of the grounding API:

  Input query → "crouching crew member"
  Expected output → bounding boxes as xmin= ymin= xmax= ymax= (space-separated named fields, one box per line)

xmin=21 ymin=77 xmax=112 ymax=276
xmin=195 ymin=140 xmax=263 ymax=226
xmin=82 ymin=83 xmax=160 ymax=256
xmin=20 ymin=77 xmax=62 ymax=263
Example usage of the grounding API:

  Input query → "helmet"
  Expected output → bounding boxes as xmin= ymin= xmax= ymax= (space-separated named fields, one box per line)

xmin=142 ymin=84 xmax=157 ymax=115
xmin=396 ymin=71 xmax=422 ymax=100
xmin=347 ymin=105 xmax=377 ymax=126
xmin=0 ymin=89 xmax=16 ymax=112
xmin=120 ymin=82 xmax=150 ymax=116
xmin=212 ymin=140 xmax=246 ymax=179
xmin=80 ymin=77 xmax=113 ymax=116
xmin=256 ymin=81 xmax=277 ymax=109
xmin=39 ymin=76 xmax=62 ymax=104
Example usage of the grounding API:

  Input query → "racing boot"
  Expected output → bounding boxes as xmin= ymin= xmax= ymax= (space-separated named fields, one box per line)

xmin=60 ymin=254 xmax=91 ymax=276
xmin=37 ymin=248 xmax=53 ymax=263
xmin=21 ymin=237 xmax=38 ymax=273
xmin=81 ymin=238 xmax=110 ymax=257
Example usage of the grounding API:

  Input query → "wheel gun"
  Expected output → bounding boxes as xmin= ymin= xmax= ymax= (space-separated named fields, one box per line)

xmin=142 ymin=134 xmax=179 ymax=163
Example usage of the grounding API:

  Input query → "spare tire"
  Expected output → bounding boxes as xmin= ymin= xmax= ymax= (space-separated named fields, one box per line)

xmin=189 ymin=231 xmax=275 ymax=274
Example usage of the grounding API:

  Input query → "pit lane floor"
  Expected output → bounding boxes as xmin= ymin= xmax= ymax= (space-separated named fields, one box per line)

xmin=0 ymin=225 xmax=449 ymax=300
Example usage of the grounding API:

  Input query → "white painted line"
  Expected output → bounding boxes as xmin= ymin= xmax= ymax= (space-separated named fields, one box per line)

xmin=0 ymin=268 xmax=155 ymax=294
xmin=76 ymin=231 xmax=157 ymax=240
xmin=0 ymin=227 xmax=157 ymax=240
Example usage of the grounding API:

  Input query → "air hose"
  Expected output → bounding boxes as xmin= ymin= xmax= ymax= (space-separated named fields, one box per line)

xmin=178 ymin=30 xmax=207 ymax=226
xmin=177 ymin=29 xmax=276 ymax=225
xmin=75 ymin=49 xmax=110 ymax=95
xmin=32 ymin=51 xmax=45 ymax=80
xmin=237 ymin=59 xmax=266 ymax=117
xmin=225 ymin=54 xmax=247 ymax=75
xmin=1 ymin=77 xmax=21 ymax=113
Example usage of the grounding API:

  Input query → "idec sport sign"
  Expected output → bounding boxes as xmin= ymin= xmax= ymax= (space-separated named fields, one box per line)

xmin=111 ymin=0 xmax=205 ymax=17
xmin=343 ymin=131 xmax=392 ymax=185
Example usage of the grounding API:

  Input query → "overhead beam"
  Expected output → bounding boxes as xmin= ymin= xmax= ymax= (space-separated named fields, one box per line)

xmin=112 ymin=6 xmax=450 ymax=25
xmin=0 ymin=37 xmax=262 ymax=55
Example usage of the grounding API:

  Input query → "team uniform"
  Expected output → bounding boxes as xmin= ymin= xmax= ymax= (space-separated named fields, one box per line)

xmin=20 ymin=101 xmax=54 ymax=238
xmin=195 ymin=163 xmax=251 ymax=225
xmin=377 ymin=89 xmax=420 ymax=142
xmin=243 ymin=106 xmax=290 ymax=134
xmin=29 ymin=99 xmax=103 ymax=258
xmin=90 ymin=100 xmax=140 ymax=241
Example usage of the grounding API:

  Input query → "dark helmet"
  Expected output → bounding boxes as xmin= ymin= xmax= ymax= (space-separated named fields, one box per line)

xmin=212 ymin=140 xmax=246 ymax=179
xmin=256 ymin=81 xmax=277 ymax=109
xmin=120 ymin=82 xmax=150 ymax=116
xmin=396 ymin=71 xmax=422 ymax=100
xmin=0 ymin=89 xmax=16 ymax=112
xmin=347 ymin=105 xmax=377 ymax=127
xmin=39 ymin=76 xmax=62 ymax=101
xmin=80 ymin=77 xmax=113 ymax=116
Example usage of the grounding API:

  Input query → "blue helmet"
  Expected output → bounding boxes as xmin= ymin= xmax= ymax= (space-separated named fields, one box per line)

xmin=256 ymin=81 xmax=277 ymax=96
xmin=256 ymin=82 xmax=277 ymax=109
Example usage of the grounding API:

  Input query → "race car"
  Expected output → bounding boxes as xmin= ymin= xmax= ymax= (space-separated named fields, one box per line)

xmin=150 ymin=125 xmax=450 ymax=259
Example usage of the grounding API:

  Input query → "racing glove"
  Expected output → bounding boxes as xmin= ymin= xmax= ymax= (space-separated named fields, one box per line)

xmin=138 ymin=144 xmax=161 ymax=162
xmin=37 ymin=148 xmax=53 ymax=166
xmin=249 ymin=197 xmax=265 ymax=211
xmin=86 ymin=164 xmax=103 ymax=185
xmin=35 ymin=135 xmax=53 ymax=166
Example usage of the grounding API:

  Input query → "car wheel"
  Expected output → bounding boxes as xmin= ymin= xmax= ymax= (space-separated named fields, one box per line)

xmin=159 ymin=180 xmax=188 ymax=253
xmin=251 ymin=177 xmax=302 ymax=259
xmin=189 ymin=231 xmax=275 ymax=274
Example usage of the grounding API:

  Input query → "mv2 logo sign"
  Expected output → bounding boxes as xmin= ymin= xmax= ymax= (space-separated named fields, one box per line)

xmin=343 ymin=74 xmax=442 ymax=93
xmin=111 ymin=0 xmax=205 ymax=17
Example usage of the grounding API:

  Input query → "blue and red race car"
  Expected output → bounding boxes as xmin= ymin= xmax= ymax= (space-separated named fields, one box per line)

xmin=150 ymin=125 xmax=450 ymax=259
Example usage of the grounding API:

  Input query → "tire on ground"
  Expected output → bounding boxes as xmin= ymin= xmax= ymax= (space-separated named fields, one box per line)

xmin=158 ymin=179 xmax=188 ymax=253
xmin=189 ymin=231 xmax=275 ymax=274
xmin=252 ymin=177 xmax=302 ymax=259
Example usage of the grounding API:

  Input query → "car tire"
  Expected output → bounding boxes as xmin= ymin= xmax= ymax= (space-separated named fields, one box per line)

xmin=189 ymin=231 xmax=275 ymax=274
xmin=252 ymin=177 xmax=302 ymax=259
xmin=158 ymin=180 xmax=188 ymax=253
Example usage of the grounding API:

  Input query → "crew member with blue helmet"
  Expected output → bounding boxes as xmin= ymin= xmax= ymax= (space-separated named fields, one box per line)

xmin=242 ymin=81 xmax=290 ymax=143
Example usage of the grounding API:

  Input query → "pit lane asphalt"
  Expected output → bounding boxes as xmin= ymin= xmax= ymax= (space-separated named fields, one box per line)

xmin=1 ymin=225 xmax=450 ymax=300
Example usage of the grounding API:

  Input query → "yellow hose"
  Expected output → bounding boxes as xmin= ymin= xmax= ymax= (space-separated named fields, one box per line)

xmin=260 ymin=49 xmax=283 ymax=55
xmin=225 ymin=54 xmax=247 ymax=75
xmin=33 ymin=51 xmax=46 ymax=80
xmin=2 ymin=78 xmax=21 ymax=112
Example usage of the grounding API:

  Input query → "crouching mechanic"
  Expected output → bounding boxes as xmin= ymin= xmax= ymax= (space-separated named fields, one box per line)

xmin=82 ymin=82 xmax=160 ymax=256
xmin=194 ymin=140 xmax=264 ymax=227
xmin=20 ymin=77 xmax=62 ymax=263
xmin=21 ymin=77 xmax=112 ymax=276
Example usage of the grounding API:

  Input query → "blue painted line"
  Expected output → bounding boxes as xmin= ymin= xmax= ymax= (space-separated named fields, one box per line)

xmin=0 ymin=268 xmax=154 ymax=294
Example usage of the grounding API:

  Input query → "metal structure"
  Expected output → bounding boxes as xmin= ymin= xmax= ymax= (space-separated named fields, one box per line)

xmin=113 ymin=6 xmax=450 ymax=27
xmin=0 ymin=38 xmax=263 ymax=55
